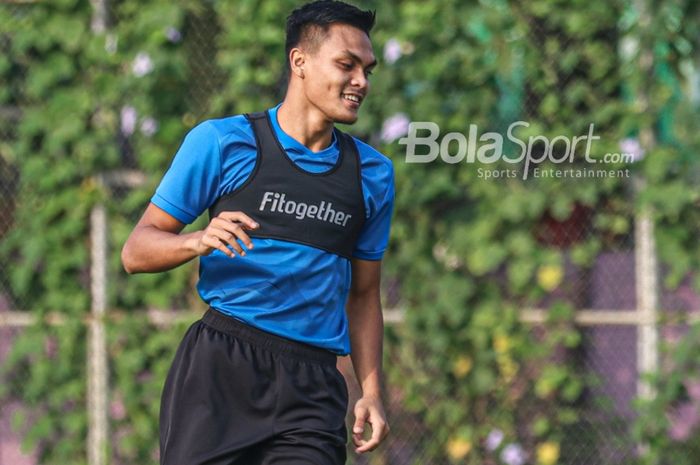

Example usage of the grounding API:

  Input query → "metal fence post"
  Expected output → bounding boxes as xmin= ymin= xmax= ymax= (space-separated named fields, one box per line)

xmin=633 ymin=0 xmax=659 ymax=405
xmin=88 ymin=0 xmax=110 ymax=461
xmin=634 ymin=202 xmax=659 ymax=401
xmin=88 ymin=175 xmax=109 ymax=465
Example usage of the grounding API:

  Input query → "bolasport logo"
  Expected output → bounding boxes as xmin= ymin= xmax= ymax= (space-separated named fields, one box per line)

xmin=397 ymin=122 xmax=637 ymax=181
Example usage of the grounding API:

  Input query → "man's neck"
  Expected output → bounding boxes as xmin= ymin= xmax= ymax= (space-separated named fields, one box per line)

xmin=276 ymin=98 xmax=334 ymax=152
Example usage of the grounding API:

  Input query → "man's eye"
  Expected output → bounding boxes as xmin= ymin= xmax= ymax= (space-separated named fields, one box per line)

xmin=339 ymin=62 xmax=353 ymax=70
xmin=365 ymin=70 xmax=373 ymax=77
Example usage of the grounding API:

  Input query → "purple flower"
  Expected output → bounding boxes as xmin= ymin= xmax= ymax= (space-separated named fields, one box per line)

xmin=619 ymin=138 xmax=645 ymax=162
xmin=166 ymin=27 xmax=182 ymax=43
xmin=685 ymin=379 xmax=700 ymax=402
xmin=44 ymin=337 xmax=58 ymax=358
xmin=132 ymin=52 xmax=154 ymax=77
xmin=668 ymin=403 xmax=700 ymax=442
xmin=120 ymin=106 xmax=137 ymax=136
xmin=381 ymin=113 xmax=410 ymax=143
xmin=485 ymin=429 xmax=504 ymax=451
xmin=383 ymin=38 xmax=402 ymax=64
xmin=501 ymin=443 xmax=526 ymax=465
xmin=140 ymin=117 xmax=159 ymax=137
xmin=110 ymin=398 xmax=126 ymax=420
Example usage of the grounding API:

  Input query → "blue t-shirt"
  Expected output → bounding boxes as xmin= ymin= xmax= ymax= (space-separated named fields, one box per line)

xmin=151 ymin=104 xmax=395 ymax=354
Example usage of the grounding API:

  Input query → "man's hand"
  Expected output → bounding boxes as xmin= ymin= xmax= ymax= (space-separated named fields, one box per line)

xmin=189 ymin=211 xmax=259 ymax=258
xmin=352 ymin=395 xmax=389 ymax=453
xmin=121 ymin=204 xmax=259 ymax=273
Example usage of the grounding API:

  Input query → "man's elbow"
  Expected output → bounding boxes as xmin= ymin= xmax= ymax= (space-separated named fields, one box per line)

xmin=120 ymin=241 xmax=139 ymax=274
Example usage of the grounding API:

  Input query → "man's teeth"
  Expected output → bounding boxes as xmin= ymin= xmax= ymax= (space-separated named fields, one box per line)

xmin=343 ymin=94 xmax=360 ymax=103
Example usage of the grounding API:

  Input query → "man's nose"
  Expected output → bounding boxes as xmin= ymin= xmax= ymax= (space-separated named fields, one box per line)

xmin=350 ymin=70 xmax=369 ymax=92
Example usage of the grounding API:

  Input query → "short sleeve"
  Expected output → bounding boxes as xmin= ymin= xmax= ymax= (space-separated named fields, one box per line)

xmin=151 ymin=121 xmax=221 ymax=224
xmin=353 ymin=157 xmax=395 ymax=261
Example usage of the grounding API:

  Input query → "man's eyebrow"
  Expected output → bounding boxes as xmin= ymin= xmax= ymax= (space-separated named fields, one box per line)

xmin=341 ymin=50 xmax=377 ymax=69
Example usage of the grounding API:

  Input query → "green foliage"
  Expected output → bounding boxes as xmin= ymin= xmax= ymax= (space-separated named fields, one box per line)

xmin=633 ymin=323 xmax=700 ymax=465
xmin=0 ymin=0 xmax=195 ymax=462
xmin=386 ymin=302 xmax=586 ymax=464
xmin=372 ymin=0 xmax=700 ymax=462
xmin=107 ymin=315 xmax=192 ymax=464
xmin=1 ymin=320 xmax=87 ymax=464
xmin=376 ymin=0 xmax=628 ymax=458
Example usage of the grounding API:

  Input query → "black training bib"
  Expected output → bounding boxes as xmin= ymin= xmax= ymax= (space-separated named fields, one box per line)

xmin=208 ymin=111 xmax=366 ymax=259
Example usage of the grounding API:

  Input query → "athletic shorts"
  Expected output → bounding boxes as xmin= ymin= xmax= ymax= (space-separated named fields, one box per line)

xmin=159 ymin=307 xmax=349 ymax=465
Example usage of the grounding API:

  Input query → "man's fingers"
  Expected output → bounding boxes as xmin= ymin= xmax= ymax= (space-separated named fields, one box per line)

xmin=215 ymin=227 xmax=248 ymax=256
xmin=201 ymin=225 xmax=248 ymax=257
xmin=353 ymin=404 xmax=389 ymax=453
xmin=352 ymin=405 xmax=368 ymax=448
xmin=201 ymin=232 xmax=236 ymax=257
xmin=213 ymin=218 xmax=256 ymax=251
xmin=355 ymin=415 xmax=387 ymax=453
xmin=210 ymin=222 xmax=254 ymax=254
xmin=217 ymin=211 xmax=259 ymax=230
xmin=215 ymin=243 xmax=235 ymax=257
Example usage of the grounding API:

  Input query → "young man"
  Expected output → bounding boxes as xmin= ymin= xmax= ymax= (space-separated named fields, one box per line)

xmin=121 ymin=1 xmax=394 ymax=464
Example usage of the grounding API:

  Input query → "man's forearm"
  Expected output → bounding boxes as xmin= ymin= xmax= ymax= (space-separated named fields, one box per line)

xmin=346 ymin=290 xmax=384 ymax=398
xmin=121 ymin=226 xmax=202 ymax=274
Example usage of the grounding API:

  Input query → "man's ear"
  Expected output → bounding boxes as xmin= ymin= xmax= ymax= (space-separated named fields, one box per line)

xmin=290 ymin=48 xmax=305 ymax=78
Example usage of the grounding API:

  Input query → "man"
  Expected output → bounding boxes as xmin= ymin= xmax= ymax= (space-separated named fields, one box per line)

xmin=121 ymin=1 xmax=394 ymax=464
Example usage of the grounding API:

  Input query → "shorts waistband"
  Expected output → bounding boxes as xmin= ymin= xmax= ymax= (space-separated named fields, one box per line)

xmin=201 ymin=307 xmax=337 ymax=366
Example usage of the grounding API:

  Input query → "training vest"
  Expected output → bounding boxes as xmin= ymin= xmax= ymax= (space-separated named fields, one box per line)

xmin=208 ymin=111 xmax=366 ymax=259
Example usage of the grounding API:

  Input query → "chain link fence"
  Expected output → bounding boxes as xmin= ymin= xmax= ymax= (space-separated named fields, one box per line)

xmin=2 ymin=1 xmax=699 ymax=464
xmin=1 ymin=3 xmax=32 ymax=463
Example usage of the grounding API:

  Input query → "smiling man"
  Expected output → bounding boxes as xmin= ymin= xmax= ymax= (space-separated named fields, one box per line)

xmin=121 ymin=1 xmax=394 ymax=465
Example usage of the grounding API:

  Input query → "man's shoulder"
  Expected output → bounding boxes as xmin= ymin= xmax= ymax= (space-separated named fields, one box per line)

xmin=197 ymin=114 xmax=254 ymax=141
xmin=349 ymin=135 xmax=394 ymax=178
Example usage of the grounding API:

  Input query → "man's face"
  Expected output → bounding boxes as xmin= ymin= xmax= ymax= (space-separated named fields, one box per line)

xmin=300 ymin=23 xmax=376 ymax=125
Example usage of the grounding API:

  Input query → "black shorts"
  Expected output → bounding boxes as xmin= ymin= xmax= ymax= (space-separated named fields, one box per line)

xmin=159 ymin=308 xmax=349 ymax=465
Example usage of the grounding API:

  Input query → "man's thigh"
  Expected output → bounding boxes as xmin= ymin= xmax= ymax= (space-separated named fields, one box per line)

xmin=256 ymin=432 xmax=347 ymax=465
xmin=159 ymin=319 xmax=276 ymax=465
xmin=259 ymin=356 xmax=349 ymax=465
xmin=159 ymin=309 xmax=349 ymax=465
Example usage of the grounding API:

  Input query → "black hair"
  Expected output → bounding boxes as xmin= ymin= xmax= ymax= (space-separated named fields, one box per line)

xmin=285 ymin=1 xmax=376 ymax=69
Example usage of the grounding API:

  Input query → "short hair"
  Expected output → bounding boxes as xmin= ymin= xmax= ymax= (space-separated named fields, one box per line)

xmin=285 ymin=1 xmax=376 ymax=69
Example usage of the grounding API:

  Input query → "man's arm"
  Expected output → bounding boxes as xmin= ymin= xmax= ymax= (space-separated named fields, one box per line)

xmin=121 ymin=203 xmax=258 ymax=274
xmin=346 ymin=258 xmax=390 ymax=453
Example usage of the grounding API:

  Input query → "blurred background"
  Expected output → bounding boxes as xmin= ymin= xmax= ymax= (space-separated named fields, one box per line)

xmin=1 ymin=0 xmax=700 ymax=464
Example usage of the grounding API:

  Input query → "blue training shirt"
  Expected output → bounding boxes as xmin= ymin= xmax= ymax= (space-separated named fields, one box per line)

xmin=151 ymin=104 xmax=395 ymax=354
